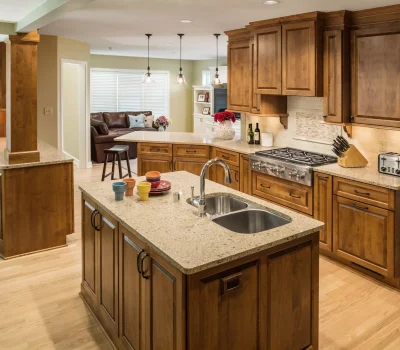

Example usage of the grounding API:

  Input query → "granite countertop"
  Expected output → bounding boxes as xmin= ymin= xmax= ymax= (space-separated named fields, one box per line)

xmin=79 ymin=171 xmax=323 ymax=275
xmin=115 ymin=131 xmax=273 ymax=155
xmin=316 ymin=163 xmax=400 ymax=190
xmin=0 ymin=141 xmax=74 ymax=170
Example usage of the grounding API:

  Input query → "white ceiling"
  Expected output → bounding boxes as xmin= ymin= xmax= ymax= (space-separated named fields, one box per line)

xmin=19 ymin=0 xmax=400 ymax=59
xmin=0 ymin=0 xmax=46 ymax=22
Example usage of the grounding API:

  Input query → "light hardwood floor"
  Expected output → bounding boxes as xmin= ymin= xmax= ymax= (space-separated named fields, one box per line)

xmin=1 ymin=161 xmax=400 ymax=349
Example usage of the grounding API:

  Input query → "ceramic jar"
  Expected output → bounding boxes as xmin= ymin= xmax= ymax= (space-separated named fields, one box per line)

xmin=215 ymin=120 xmax=235 ymax=140
xmin=123 ymin=178 xmax=136 ymax=196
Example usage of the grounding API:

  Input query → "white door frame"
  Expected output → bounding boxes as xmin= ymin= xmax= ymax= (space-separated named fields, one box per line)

xmin=59 ymin=59 xmax=92 ymax=168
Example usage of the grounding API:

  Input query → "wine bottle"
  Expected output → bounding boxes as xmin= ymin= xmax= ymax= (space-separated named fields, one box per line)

xmin=254 ymin=123 xmax=260 ymax=145
xmin=248 ymin=124 xmax=254 ymax=145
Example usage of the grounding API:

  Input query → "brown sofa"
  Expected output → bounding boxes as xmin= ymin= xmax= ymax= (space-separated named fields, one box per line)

xmin=90 ymin=111 xmax=158 ymax=163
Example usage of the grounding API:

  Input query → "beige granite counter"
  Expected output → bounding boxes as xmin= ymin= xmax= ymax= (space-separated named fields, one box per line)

xmin=115 ymin=131 xmax=273 ymax=155
xmin=79 ymin=171 xmax=323 ymax=274
xmin=316 ymin=163 xmax=400 ymax=190
xmin=0 ymin=141 xmax=74 ymax=170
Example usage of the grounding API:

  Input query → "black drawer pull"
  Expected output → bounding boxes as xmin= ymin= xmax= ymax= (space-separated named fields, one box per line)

xmin=137 ymin=250 xmax=145 ymax=274
xmin=317 ymin=175 xmax=329 ymax=180
xmin=260 ymin=184 xmax=271 ymax=189
xmin=222 ymin=155 xmax=230 ymax=160
xmin=186 ymin=150 xmax=197 ymax=153
xmin=354 ymin=189 xmax=370 ymax=196
xmin=150 ymin=148 xmax=161 ymax=152
xmin=289 ymin=193 xmax=301 ymax=199
xmin=352 ymin=202 xmax=369 ymax=211
xmin=221 ymin=272 xmax=242 ymax=296
xmin=141 ymin=253 xmax=150 ymax=279
xmin=93 ymin=210 xmax=101 ymax=231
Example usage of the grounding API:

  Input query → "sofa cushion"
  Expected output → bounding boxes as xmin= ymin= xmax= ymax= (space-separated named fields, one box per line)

xmin=144 ymin=115 xmax=154 ymax=128
xmin=128 ymin=114 xmax=145 ymax=128
xmin=104 ymin=112 xmax=128 ymax=128
xmin=91 ymin=119 xmax=109 ymax=135
xmin=90 ymin=112 xmax=104 ymax=122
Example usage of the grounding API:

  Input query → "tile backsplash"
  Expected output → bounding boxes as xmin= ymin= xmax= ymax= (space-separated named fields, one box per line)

xmin=245 ymin=96 xmax=400 ymax=166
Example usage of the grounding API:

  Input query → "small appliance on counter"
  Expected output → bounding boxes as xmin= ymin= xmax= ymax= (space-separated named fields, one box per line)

xmin=378 ymin=152 xmax=400 ymax=177
xmin=332 ymin=136 xmax=368 ymax=168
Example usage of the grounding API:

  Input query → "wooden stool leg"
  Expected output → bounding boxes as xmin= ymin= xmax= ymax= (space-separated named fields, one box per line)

xmin=117 ymin=153 xmax=123 ymax=179
xmin=125 ymin=151 xmax=132 ymax=177
xmin=111 ymin=154 xmax=116 ymax=180
xmin=101 ymin=153 xmax=109 ymax=181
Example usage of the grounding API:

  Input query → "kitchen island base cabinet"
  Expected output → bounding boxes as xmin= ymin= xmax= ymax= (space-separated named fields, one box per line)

xmin=81 ymin=194 xmax=319 ymax=350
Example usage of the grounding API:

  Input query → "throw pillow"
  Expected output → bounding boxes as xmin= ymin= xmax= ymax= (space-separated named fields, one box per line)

xmin=144 ymin=115 xmax=154 ymax=128
xmin=128 ymin=114 xmax=145 ymax=128
xmin=91 ymin=119 xmax=109 ymax=135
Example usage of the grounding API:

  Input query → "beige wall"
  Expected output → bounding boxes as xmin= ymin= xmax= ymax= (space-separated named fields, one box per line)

xmin=62 ymin=63 xmax=80 ymax=159
xmin=246 ymin=96 xmax=400 ymax=165
xmin=91 ymin=55 xmax=194 ymax=132
xmin=37 ymin=35 xmax=58 ymax=147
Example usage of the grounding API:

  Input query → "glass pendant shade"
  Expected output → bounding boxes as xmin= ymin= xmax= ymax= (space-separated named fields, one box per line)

xmin=143 ymin=34 xmax=154 ymax=84
xmin=176 ymin=34 xmax=187 ymax=85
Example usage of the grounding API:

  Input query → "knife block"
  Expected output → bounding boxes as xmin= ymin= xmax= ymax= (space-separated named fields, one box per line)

xmin=338 ymin=145 xmax=368 ymax=168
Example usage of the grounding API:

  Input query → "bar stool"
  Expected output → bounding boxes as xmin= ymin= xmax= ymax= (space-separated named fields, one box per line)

xmin=101 ymin=145 xmax=132 ymax=181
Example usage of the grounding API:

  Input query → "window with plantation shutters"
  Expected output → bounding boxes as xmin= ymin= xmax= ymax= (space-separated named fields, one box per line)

xmin=90 ymin=69 xmax=169 ymax=118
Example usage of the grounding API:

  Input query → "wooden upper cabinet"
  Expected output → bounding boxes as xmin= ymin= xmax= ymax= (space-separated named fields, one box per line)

xmin=282 ymin=20 xmax=322 ymax=96
xmin=249 ymin=38 xmax=261 ymax=114
xmin=227 ymin=39 xmax=251 ymax=112
xmin=254 ymin=26 xmax=282 ymax=95
xmin=323 ymin=29 xmax=350 ymax=123
xmin=351 ymin=24 xmax=400 ymax=127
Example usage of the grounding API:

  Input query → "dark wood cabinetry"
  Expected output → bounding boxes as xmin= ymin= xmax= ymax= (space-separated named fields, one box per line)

xmin=351 ymin=24 xmax=400 ymax=127
xmin=282 ymin=20 xmax=322 ymax=96
xmin=314 ymin=173 xmax=333 ymax=252
xmin=239 ymin=155 xmax=251 ymax=194
xmin=323 ymin=29 xmax=350 ymax=123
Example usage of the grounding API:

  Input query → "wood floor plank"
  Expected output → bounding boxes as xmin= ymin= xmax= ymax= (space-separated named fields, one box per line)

xmin=0 ymin=146 xmax=400 ymax=349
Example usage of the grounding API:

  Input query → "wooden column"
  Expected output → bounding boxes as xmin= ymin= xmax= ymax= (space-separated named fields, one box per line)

xmin=0 ymin=42 xmax=6 ymax=137
xmin=4 ymin=31 xmax=40 ymax=164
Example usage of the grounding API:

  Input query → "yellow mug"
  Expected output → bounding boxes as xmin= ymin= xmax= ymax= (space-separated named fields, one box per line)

xmin=137 ymin=181 xmax=151 ymax=201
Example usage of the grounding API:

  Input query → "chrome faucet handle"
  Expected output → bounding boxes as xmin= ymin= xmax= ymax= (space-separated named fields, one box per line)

xmin=191 ymin=186 xmax=195 ymax=199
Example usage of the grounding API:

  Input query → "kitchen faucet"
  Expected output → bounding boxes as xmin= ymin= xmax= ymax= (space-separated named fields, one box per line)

xmin=191 ymin=158 xmax=232 ymax=217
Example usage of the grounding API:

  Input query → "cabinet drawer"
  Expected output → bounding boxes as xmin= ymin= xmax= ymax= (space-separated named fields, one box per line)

xmin=138 ymin=143 xmax=172 ymax=156
xmin=173 ymin=144 xmax=209 ymax=158
xmin=211 ymin=147 xmax=240 ymax=167
xmin=252 ymin=172 xmax=313 ymax=215
xmin=333 ymin=177 xmax=395 ymax=210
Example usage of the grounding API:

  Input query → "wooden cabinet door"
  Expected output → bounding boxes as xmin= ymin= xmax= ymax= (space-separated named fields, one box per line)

xmin=323 ymin=29 xmax=350 ymax=123
xmin=119 ymin=225 xmax=146 ymax=350
xmin=249 ymin=38 xmax=261 ymax=114
xmin=239 ymin=155 xmax=251 ymax=194
xmin=351 ymin=24 xmax=400 ymax=127
xmin=314 ymin=173 xmax=333 ymax=252
xmin=143 ymin=253 xmax=185 ymax=350
xmin=81 ymin=197 xmax=98 ymax=308
xmin=254 ymin=25 xmax=282 ymax=95
xmin=174 ymin=157 xmax=209 ymax=178
xmin=138 ymin=156 xmax=172 ymax=176
xmin=187 ymin=262 xmax=259 ymax=350
xmin=212 ymin=165 xmax=240 ymax=191
xmin=228 ymin=40 xmax=251 ymax=112
xmin=260 ymin=238 xmax=318 ymax=350
xmin=98 ymin=210 xmax=119 ymax=336
xmin=282 ymin=21 xmax=320 ymax=96
xmin=333 ymin=196 xmax=394 ymax=277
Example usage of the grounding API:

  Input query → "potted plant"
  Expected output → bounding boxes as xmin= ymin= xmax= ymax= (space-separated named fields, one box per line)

xmin=154 ymin=116 xmax=171 ymax=131
xmin=213 ymin=111 xmax=236 ymax=140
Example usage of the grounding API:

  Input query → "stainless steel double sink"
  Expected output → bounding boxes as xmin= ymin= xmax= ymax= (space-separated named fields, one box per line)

xmin=188 ymin=194 xmax=290 ymax=234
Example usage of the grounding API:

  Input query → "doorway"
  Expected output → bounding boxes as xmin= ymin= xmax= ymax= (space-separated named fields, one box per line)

xmin=60 ymin=60 xmax=90 ymax=168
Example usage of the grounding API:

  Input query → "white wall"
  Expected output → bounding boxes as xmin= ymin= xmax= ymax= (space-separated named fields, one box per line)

xmin=62 ymin=63 xmax=80 ymax=160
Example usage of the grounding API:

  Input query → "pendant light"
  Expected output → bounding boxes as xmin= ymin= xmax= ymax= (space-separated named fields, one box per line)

xmin=212 ymin=33 xmax=223 ymax=86
xmin=176 ymin=34 xmax=187 ymax=85
xmin=143 ymin=34 xmax=155 ymax=84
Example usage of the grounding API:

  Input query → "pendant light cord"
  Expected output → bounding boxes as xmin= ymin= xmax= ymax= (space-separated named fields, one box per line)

xmin=214 ymin=34 xmax=221 ymax=73
xmin=178 ymin=34 xmax=184 ymax=72
xmin=146 ymin=34 xmax=152 ymax=72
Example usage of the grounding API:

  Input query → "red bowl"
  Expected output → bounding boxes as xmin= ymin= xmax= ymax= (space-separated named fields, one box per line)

xmin=147 ymin=180 xmax=160 ymax=188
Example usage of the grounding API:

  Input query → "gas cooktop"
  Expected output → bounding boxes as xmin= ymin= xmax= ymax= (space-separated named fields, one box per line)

xmin=249 ymin=148 xmax=337 ymax=186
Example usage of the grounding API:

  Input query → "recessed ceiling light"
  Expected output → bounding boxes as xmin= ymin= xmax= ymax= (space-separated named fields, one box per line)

xmin=180 ymin=19 xmax=193 ymax=23
xmin=262 ymin=0 xmax=281 ymax=4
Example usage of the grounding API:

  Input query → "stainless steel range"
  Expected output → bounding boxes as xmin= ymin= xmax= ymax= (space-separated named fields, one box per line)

xmin=249 ymin=148 xmax=337 ymax=186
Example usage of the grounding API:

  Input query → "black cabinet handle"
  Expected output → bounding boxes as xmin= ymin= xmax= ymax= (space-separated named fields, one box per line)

xmin=289 ymin=193 xmax=301 ymax=199
xmin=137 ymin=250 xmax=145 ymax=274
xmin=260 ymin=184 xmax=270 ymax=189
xmin=354 ymin=189 xmax=370 ymax=196
xmin=90 ymin=211 xmax=95 ymax=229
xmin=93 ymin=210 xmax=101 ymax=231
xmin=222 ymin=155 xmax=230 ymax=160
xmin=317 ymin=175 xmax=329 ymax=180
xmin=352 ymin=202 xmax=369 ymax=211
xmin=221 ymin=272 xmax=242 ymax=296
xmin=141 ymin=253 xmax=150 ymax=279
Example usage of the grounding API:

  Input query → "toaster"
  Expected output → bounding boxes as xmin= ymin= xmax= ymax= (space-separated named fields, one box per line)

xmin=378 ymin=152 xmax=400 ymax=176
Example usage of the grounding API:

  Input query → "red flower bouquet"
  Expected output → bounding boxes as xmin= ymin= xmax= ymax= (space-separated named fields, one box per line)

xmin=213 ymin=111 xmax=236 ymax=124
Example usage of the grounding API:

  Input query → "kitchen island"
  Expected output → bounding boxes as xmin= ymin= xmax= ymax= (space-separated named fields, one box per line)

xmin=79 ymin=171 xmax=323 ymax=350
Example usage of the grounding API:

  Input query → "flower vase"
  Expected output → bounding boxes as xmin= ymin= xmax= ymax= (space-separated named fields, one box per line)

xmin=158 ymin=126 xmax=166 ymax=132
xmin=215 ymin=120 xmax=235 ymax=140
